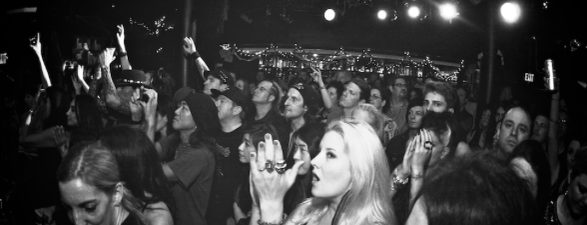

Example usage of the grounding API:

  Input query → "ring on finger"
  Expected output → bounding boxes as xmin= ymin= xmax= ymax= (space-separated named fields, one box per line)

xmin=275 ymin=160 xmax=287 ymax=169
xmin=276 ymin=167 xmax=286 ymax=174
xmin=424 ymin=141 xmax=434 ymax=150
xmin=265 ymin=160 xmax=275 ymax=173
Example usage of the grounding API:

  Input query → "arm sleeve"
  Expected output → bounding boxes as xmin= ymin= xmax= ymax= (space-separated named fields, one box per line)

xmin=167 ymin=148 xmax=213 ymax=189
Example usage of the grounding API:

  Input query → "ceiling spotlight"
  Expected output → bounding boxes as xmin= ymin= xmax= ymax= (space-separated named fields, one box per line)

xmin=408 ymin=5 xmax=421 ymax=18
xmin=324 ymin=8 xmax=336 ymax=21
xmin=501 ymin=2 xmax=521 ymax=23
xmin=377 ymin=9 xmax=388 ymax=20
xmin=439 ymin=3 xmax=458 ymax=20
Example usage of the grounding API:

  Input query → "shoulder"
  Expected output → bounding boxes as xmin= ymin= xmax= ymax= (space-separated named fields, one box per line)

xmin=143 ymin=202 xmax=173 ymax=225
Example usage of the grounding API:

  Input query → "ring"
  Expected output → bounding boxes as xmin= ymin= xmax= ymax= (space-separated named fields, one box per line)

xmin=265 ymin=160 xmax=275 ymax=173
xmin=258 ymin=167 xmax=265 ymax=172
xmin=424 ymin=141 xmax=434 ymax=150
xmin=276 ymin=167 xmax=286 ymax=174
xmin=275 ymin=160 xmax=287 ymax=169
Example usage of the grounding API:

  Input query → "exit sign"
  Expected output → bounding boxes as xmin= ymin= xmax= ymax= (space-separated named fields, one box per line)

xmin=524 ymin=73 xmax=534 ymax=82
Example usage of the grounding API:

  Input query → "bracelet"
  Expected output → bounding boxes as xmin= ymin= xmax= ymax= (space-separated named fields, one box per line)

xmin=118 ymin=51 xmax=128 ymax=57
xmin=190 ymin=51 xmax=201 ymax=59
xmin=258 ymin=214 xmax=286 ymax=225
xmin=411 ymin=173 xmax=424 ymax=180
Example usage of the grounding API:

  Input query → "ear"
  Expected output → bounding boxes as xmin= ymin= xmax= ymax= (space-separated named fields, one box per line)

xmin=232 ymin=105 xmax=243 ymax=116
xmin=448 ymin=108 xmax=454 ymax=113
xmin=113 ymin=182 xmax=124 ymax=207
xmin=268 ymin=94 xmax=275 ymax=102
xmin=220 ymin=84 xmax=228 ymax=91
xmin=381 ymin=99 xmax=387 ymax=107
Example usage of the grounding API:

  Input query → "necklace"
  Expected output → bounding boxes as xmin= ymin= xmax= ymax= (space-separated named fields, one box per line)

xmin=179 ymin=142 xmax=190 ymax=148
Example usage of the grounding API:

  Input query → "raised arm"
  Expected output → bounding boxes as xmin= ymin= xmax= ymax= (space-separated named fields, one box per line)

xmin=142 ymin=89 xmax=159 ymax=142
xmin=72 ymin=65 xmax=90 ymax=95
xmin=183 ymin=37 xmax=209 ymax=80
xmin=310 ymin=66 xmax=334 ymax=110
xmin=99 ymin=48 xmax=133 ymax=116
xmin=548 ymin=82 xmax=560 ymax=185
xmin=116 ymin=24 xmax=132 ymax=70
xmin=409 ymin=130 xmax=432 ymax=209
xmin=30 ymin=33 xmax=52 ymax=88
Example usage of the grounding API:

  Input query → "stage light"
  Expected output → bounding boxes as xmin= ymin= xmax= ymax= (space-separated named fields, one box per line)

xmin=408 ymin=5 xmax=421 ymax=18
xmin=439 ymin=3 xmax=458 ymax=20
xmin=324 ymin=8 xmax=336 ymax=21
xmin=501 ymin=2 xmax=521 ymax=23
xmin=377 ymin=9 xmax=388 ymax=20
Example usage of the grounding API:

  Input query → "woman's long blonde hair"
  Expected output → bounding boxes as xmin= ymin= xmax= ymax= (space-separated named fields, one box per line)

xmin=294 ymin=120 xmax=397 ymax=225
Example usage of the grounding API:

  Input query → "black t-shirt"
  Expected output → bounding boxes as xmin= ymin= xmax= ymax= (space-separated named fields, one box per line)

xmin=246 ymin=110 xmax=290 ymax=151
xmin=207 ymin=125 xmax=246 ymax=224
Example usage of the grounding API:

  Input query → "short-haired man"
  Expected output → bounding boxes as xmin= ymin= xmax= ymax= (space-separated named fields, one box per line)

xmin=455 ymin=86 xmax=473 ymax=142
xmin=248 ymin=80 xmax=289 ymax=148
xmin=327 ymin=78 xmax=370 ymax=123
xmin=495 ymin=105 xmax=532 ymax=159
xmin=423 ymin=81 xmax=457 ymax=114
xmin=386 ymin=76 xmax=409 ymax=134
xmin=207 ymin=87 xmax=248 ymax=225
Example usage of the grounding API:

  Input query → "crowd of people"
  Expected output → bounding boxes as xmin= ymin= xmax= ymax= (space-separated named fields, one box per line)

xmin=1 ymin=24 xmax=587 ymax=225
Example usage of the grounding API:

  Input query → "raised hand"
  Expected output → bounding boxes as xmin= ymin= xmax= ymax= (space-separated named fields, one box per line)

xmin=99 ymin=48 xmax=117 ymax=67
xmin=140 ymin=89 xmax=158 ymax=122
xmin=182 ymin=37 xmax=196 ymax=55
xmin=310 ymin=66 xmax=325 ymax=86
xmin=116 ymin=25 xmax=125 ymax=46
xmin=129 ymin=95 xmax=143 ymax=123
xmin=30 ymin=33 xmax=42 ymax=55
xmin=411 ymin=130 xmax=433 ymax=175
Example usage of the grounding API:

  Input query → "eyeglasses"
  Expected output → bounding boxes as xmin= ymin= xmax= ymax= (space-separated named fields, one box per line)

xmin=394 ymin=83 xmax=406 ymax=88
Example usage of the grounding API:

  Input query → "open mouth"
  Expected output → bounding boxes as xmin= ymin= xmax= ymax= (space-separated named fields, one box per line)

xmin=312 ymin=172 xmax=320 ymax=182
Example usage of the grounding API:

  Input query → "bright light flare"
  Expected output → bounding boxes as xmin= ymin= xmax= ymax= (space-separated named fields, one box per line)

xmin=439 ymin=3 xmax=458 ymax=20
xmin=377 ymin=10 xmax=388 ymax=20
xmin=408 ymin=6 xmax=421 ymax=18
xmin=324 ymin=9 xmax=336 ymax=21
xmin=501 ymin=2 xmax=521 ymax=23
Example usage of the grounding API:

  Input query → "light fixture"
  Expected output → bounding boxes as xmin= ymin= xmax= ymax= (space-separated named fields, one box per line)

xmin=501 ymin=2 xmax=521 ymax=23
xmin=439 ymin=3 xmax=458 ymax=20
xmin=408 ymin=5 xmax=421 ymax=18
xmin=324 ymin=8 xmax=336 ymax=21
xmin=377 ymin=9 xmax=388 ymax=20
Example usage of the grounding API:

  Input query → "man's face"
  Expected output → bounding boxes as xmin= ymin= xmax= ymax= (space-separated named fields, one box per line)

xmin=284 ymin=88 xmax=306 ymax=119
xmin=252 ymin=81 xmax=273 ymax=104
xmin=423 ymin=92 xmax=448 ymax=113
xmin=457 ymin=88 xmax=467 ymax=107
xmin=172 ymin=101 xmax=197 ymax=131
xmin=531 ymin=115 xmax=549 ymax=144
xmin=339 ymin=82 xmax=362 ymax=109
xmin=498 ymin=107 xmax=531 ymax=154
xmin=116 ymin=86 xmax=139 ymax=101
xmin=369 ymin=89 xmax=385 ymax=111
xmin=391 ymin=78 xmax=408 ymax=99
xmin=215 ymin=95 xmax=237 ymax=121
xmin=203 ymin=75 xmax=222 ymax=95
xmin=495 ymin=106 xmax=505 ymax=122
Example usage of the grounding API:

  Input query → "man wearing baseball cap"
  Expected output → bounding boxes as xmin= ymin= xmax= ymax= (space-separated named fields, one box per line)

xmin=206 ymin=87 xmax=248 ymax=225
xmin=203 ymin=68 xmax=234 ymax=96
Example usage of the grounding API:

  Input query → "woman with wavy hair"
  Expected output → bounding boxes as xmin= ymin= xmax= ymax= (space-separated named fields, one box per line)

xmin=57 ymin=142 xmax=146 ymax=225
xmin=249 ymin=119 xmax=397 ymax=225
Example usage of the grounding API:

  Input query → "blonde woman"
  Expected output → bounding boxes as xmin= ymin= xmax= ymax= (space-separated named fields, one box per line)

xmin=249 ymin=120 xmax=397 ymax=225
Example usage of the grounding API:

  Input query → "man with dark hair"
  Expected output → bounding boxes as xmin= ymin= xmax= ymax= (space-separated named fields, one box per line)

xmin=327 ymin=78 xmax=370 ymax=123
xmin=423 ymin=81 xmax=457 ymax=114
xmin=386 ymin=76 xmax=409 ymax=134
xmin=207 ymin=87 xmax=247 ymax=225
xmin=456 ymin=86 xmax=474 ymax=142
xmin=496 ymin=105 xmax=532 ymax=159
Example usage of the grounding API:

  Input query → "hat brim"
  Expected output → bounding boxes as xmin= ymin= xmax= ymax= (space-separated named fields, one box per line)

xmin=114 ymin=82 xmax=152 ymax=89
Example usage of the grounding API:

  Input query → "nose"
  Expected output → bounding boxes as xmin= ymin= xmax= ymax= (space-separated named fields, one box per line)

xmin=73 ymin=209 xmax=84 ymax=225
xmin=425 ymin=104 xmax=432 ymax=112
xmin=238 ymin=142 xmax=244 ymax=151
xmin=510 ymin=126 xmax=518 ymax=136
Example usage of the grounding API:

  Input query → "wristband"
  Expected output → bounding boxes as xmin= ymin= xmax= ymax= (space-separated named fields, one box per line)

xmin=118 ymin=51 xmax=128 ymax=57
xmin=190 ymin=51 xmax=201 ymax=59
xmin=258 ymin=214 xmax=286 ymax=225
xmin=411 ymin=173 xmax=424 ymax=180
